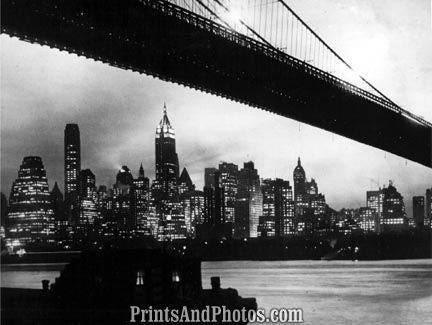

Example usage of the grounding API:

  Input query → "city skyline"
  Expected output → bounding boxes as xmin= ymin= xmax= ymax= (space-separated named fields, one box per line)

xmin=1 ymin=111 xmax=430 ymax=221
xmin=1 ymin=2 xmax=431 ymax=324
xmin=1 ymin=0 xmax=432 ymax=216
xmin=4 ymin=109 xmax=424 ymax=247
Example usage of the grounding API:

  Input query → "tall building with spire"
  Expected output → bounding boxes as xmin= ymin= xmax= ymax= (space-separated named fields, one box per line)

xmin=64 ymin=123 xmax=81 ymax=222
xmin=153 ymin=104 xmax=179 ymax=203
xmin=293 ymin=157 xmax=306 ymax=201
xmin=6 ymin=156 xmax=54 ymax=245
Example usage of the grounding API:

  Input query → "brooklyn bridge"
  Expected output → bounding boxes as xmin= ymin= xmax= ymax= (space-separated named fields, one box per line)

xmin=2 ymin=0 xmax=431 ymax=168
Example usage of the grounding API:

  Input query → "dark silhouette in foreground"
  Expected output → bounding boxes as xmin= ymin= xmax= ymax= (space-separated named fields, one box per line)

xmin=2 ymin=249 xmax=256 ymax=324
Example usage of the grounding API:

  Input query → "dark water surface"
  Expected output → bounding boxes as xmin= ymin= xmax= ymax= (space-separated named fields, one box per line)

xmin=2 ymin=259 xmax=431 ymax=324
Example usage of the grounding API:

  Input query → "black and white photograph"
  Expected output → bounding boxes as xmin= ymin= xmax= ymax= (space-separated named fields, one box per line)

xmin=1 ymin=0 xmax=431 ymax=324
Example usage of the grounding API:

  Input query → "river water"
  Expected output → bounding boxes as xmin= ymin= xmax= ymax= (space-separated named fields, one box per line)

xmin=2 ymin=259 xmax=432 ymax=324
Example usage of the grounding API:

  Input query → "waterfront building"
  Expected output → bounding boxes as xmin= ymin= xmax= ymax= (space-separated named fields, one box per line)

xmin=333 ymin=208 xmax=360 ymax=235
xmin=6 ymin=156 xmax=55 ymax=246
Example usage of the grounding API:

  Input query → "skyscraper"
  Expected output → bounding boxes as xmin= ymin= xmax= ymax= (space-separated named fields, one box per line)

xmin=6 ymin=156 xmax=54 ymax=245
xmin=198 ymin=169 xmax=231 ymax=240
xmin=80 ymin=169 xmax=96 ymax=200
xmin=293 ymin=157 xmax=309 ymax=218
xmin=309 ymin=194 xmax=326 ymax=216
xmin=204 ymin=168 xmax=218 ymax=188
xmin=181 ymin=190 xmax=205 ymax=236
xmin=366 ymin=189 xmax=384 ymax=230
xmin=154 ymin=104 xmax=179 ymax=203
xmin=293 ymin=157 xmax=306 ymax=201
xmin=113 ymin=166 xmax=136 ymax=231
xmin=292 ymin=158 xmax=324 ymax=225
xmin=50 ymin=182 xmax=66 ymax=235
xmin=234 ymin=161 xmax=262 ymax=238
xmin=219 ymin=162 xmax=238 ymax=224
xmin=412 ymin=196 xmax=425 ymax=227
xmin=306 ymin=178 xmax=318 ymax=195
xmin=79 ymin=169 xmax=98 ymax=225
xmin=259 ymin=178 xmax=295 ymax=237
xmin=203 ymin=170 xmax=225 ymax=225
xmin=64 ymin=123 xmax=81 ymax=222
xmin=134 ymin=164 xmax=150 ymax=233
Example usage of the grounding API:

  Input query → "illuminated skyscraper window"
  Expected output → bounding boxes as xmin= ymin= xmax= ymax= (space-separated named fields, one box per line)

xmin=234 ymin=162 xmax=262 ymax=238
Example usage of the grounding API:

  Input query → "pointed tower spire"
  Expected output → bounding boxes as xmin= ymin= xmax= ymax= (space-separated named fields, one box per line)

xmin=139 ymin=163 xmax=145 ymax=178
xmin=51 ymin=181 xmax=63 ymax=198
xmin=157 ymin=102 xmax=175 ymax=140
xmin=298 ymin=157 xmax=301 ymax=166
xmin=159 ymin=102 xmax=172 ymax=128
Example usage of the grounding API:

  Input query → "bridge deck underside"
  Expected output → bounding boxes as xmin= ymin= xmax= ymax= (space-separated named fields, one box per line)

xmin=2 ymin=0 xmax=431 ymax=168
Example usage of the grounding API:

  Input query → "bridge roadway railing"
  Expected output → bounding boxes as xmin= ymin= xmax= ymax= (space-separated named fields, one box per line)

xmin=146 ymin=0 xmax=430 ymax=128
xmin=2 ymin=0 xmax=430 ymax=129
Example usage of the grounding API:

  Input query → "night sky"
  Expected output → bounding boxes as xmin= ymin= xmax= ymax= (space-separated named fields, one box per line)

xmin=1 ymin=0 xmax=431 ymax=216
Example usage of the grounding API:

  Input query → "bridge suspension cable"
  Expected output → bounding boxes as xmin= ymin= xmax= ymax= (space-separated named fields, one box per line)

xmin=167 ymin=0 xmax=431 ymax=127
xmin=275 ymin=0 xmax=400 ymax=111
